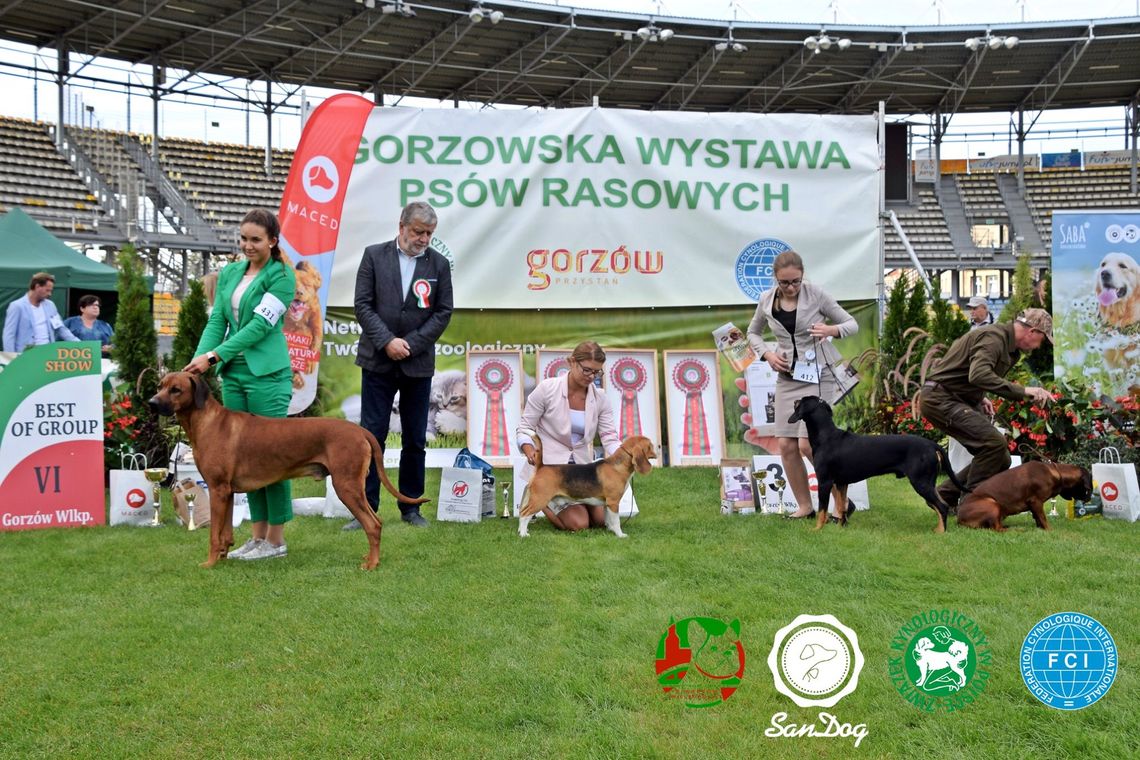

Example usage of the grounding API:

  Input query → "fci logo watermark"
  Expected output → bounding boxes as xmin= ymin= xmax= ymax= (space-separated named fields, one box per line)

xmin=889 ymin=609 xmax=991 ymax=712
xmin=655 ymin=616 xmax=744 ymax=708
xmin=765 ymin=614 xmax=867 ymax=748
xmin=1021 ymin=612 xmax=1117 ymax=710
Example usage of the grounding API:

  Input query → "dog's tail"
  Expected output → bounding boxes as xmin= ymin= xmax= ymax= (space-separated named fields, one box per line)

xmin=936 ymin=445 xmax=971 ymax=494
xmin=367 ymin=431 xmax=430 ymax=506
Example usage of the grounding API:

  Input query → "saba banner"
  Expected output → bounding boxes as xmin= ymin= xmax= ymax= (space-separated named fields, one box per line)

xmin=279 ymin=97 xmax=880 ymax=416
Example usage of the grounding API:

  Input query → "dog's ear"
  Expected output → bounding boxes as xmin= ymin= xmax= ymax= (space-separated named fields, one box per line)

xmin=634 ymin=442 xmax=653 ymax=474
xmin=191 ymin=374 xmax=210 ymax=409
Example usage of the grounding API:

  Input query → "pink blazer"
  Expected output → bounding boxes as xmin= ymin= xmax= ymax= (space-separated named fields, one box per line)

xmin=516 ymin=375 xmax=620 ymax=482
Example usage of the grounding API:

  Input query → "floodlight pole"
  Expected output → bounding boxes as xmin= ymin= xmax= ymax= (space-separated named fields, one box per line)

xmin=1131 ymin=100 xmax=1139 ymax=196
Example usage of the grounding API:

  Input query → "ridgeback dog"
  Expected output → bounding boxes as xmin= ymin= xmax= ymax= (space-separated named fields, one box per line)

xmin=518 ymin=435 xmax=656 ymax=538
xmin=956 ymin=461 xmax=1093 ymax=532
xmin=148 ymin=371 xmax=427 ymax=569
xmin=788 ymin=396 xmax=967 ymax=533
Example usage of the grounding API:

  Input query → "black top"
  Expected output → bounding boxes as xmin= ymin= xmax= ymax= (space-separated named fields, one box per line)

xmin=772 ymin=302 xmax=798 ymax=372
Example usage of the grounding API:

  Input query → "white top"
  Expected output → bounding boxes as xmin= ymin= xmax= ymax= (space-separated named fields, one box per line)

xmin=569 ymin=409 xmax=586 ymax=446
xmin=231 ymin=273 xmax=256 ymax=320
xmin=30 ymin=302 xmax=50 ymax=345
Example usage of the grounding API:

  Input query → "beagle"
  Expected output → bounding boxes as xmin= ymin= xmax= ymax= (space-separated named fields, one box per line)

xmin=518 ymin=435 xmax=656 ymax=538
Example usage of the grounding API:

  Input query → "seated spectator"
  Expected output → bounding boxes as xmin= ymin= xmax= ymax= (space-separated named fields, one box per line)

xmin=64 ymin=295 xmax=114 ymax=356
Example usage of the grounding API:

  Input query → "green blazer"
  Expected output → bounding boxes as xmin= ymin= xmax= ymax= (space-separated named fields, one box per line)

xmin=196 ymin=257 xmax=296 ymax=377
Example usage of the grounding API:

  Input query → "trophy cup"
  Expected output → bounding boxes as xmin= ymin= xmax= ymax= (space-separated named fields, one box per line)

xmin=143 ymin=468 xmax=167 ymax=527
xmin=500 ymin=482 xmax=512 ymax=518
xmin=773 ymin=476 xmax=788 ymax=514
xmin=1048 ymin=496 xmax=1059 ymax=518
xmin=185 ymin=489 xmax=198 ymax=531
xmin=751 ymin=471 xmax=770 ymax=513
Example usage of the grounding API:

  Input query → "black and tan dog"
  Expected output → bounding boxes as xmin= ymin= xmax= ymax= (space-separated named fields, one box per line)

xmin=518 ymin=435 xmax=656 ymax=538
xmin=957 ymin=461 xmax=1092 ymax=532
xmin=148 ymin=371 xmax=426 ymax=569
xmin=788 ymin=396 xmax=967 ymax=533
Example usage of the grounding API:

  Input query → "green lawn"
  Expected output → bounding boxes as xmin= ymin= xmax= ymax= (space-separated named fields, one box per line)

xmin=0 ymin=468 xmax=1135 ymax=759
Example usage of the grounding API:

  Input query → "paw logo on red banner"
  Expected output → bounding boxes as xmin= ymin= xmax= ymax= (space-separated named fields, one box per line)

xmin=451 ymin=481 xmax=469 ymax=498
xmin=301 ymin=155 xmax=338 ymax=204
xmin=126 ymin=489 xmax=147 ymax=509
xmin=1100 ymin=482 xmax=1118 ymax=502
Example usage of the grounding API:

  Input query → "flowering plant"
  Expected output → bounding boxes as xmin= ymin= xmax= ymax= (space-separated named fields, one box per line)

xmin=104 ymin=392 xmax=141 ymax=467
xmin=991 ymin=387 xmax=1087 ymax=460
xmin=877 ymin=399 xmax=942 ymax=442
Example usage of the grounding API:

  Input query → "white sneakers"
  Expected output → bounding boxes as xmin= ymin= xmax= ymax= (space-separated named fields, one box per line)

xmin=228 ymin=538 xmax=287 ymax=561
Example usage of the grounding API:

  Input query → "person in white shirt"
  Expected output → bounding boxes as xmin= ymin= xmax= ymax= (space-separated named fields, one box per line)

xmin=3 ymin=272 xmax=79 ymax=352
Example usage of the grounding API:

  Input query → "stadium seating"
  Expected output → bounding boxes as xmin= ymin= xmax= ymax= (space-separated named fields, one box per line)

xmin=0 ymin=115 xmax=110 ymax=235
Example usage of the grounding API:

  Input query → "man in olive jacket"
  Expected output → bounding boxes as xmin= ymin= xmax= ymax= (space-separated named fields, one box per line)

xmin=919 ymin=308 xmax=1055 ymax=508
xmin=352 ymin=202 xmax=454 ymax=528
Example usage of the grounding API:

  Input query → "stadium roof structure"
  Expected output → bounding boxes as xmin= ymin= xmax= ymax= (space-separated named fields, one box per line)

xmin=3 ymin=1 xmax=1140 ymax=123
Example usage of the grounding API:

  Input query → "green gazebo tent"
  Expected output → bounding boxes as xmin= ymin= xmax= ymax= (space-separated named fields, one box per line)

xmin=0 ymin=207 xmax=124 ymax=336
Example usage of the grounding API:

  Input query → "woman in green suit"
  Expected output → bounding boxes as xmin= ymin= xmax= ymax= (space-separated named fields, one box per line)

xmin=185 ymin=208 xmax=297 ymax=561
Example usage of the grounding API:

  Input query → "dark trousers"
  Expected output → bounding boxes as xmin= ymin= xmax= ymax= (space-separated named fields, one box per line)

xmin=919 ymin=387 xmax=1011 ymax=503
xmin=360 ymin=366 xmax=432 ymax=515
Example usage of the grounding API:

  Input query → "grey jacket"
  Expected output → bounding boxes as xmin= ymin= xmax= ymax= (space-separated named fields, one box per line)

xmin=746 ymin=281 xmax=857 ymax=376
xmin=354 ymin=240 xmax=454 ymax=377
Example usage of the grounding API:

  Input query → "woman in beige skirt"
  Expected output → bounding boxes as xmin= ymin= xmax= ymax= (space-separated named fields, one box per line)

xmin=747 ymin=251 xmax=858 ymax=518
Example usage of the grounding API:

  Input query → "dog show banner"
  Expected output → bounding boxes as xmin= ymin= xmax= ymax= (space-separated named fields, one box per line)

xmin=1052 ymin=209 xmax=1140 ymax=399
xmin=0 ymin=342 xmax=104 ymax=530
xmin=328 ymin=105 xmax=879 ymax=309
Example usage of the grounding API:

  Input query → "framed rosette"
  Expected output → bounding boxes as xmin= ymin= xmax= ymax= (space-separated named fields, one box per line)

xmin=663 ymin=350 xmax=725 ymax=466
xmin=466 ymin=350 xmax=524 ymax=466
xmin=602 ymin=349 xmax=660 ymax=455
xmin=536 ymin=349 xmax=575 ymax=385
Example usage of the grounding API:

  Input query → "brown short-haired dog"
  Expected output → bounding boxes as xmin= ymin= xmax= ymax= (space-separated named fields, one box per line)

xmin=149 ymin=371 xmax=426 ymax=569
xmin=518 ymin=435 xmax=656 ymax=538
xmin=956 ymin=461 xmax=1092 ymax=532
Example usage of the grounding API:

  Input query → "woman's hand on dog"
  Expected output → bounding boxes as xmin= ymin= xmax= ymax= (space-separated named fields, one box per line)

xmin=520 ymin=443 xmax=537 ymax=466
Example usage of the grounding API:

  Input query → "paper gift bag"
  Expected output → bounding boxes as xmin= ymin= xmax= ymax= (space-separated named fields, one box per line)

xmin=109 ymin=453 xmax=152 ymax=526
xmin=1092 ymin=447 xmax=1140 ymax=522
xmin=437 ymin=467 xmax=483 ymax=523
xmin=171 ymin=474 xmax=210 ymax=528
xmin=455 ymin=448 xmax=496 ymax=518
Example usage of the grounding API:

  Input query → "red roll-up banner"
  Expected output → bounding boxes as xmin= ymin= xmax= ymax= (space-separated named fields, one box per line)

xmin=278 ymin=93 xmax=375 ymax=414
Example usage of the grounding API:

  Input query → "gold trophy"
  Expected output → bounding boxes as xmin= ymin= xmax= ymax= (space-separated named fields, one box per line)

xmin=185 ymin=489 xmax=198 ymax=531
xmin=500 ymin=482 xmax=512 ymax=518
xmin=752 ymin=471 xmax=770 ymax=513
xmin=773 ymin=476 xmax=788 ymax=514
xmin=144 ymin=468 xmax=167 ymax=527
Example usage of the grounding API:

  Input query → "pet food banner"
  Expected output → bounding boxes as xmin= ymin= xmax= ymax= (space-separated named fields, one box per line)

xmin=1052 ymin=209 xmax=1140 ymax=398
xmin=0 ymin=342 xmax=104 ymax=530
xmin=278 ymin=93 xmax=375 ymax=414
xmin=328 ymin=106 xmax=879 ymax=309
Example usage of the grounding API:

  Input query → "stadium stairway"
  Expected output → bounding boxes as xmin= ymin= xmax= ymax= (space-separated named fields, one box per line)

xmin=938 ymin=175 xmax=986 ymax=255
xmin=995 ymin=173 xmax=1047 ymax=254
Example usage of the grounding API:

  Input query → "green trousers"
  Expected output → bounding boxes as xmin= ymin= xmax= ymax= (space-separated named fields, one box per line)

xmin=219 ymin=357 xmax=294 ymax=525
xmin=919 ymin=386 xmax=1011 ymax=504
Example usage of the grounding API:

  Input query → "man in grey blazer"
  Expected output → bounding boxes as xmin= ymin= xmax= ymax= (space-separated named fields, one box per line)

xmin=350 ymin=202 xmax=454 ymax=528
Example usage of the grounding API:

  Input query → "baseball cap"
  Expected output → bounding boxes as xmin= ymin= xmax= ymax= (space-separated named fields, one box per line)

xmin=967 ymin=296 xmax=988 ymax=309
xmin=1016 ymin=308 xmax=1054 ymax=343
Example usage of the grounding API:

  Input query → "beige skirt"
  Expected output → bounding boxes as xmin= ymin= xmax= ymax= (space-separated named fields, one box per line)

xmin=772 ymin=368 xmax=840 ymax=438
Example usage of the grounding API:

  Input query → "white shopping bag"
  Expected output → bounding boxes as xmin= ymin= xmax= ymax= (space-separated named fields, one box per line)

xmin=1092 ymin=447 xmax=1140 ymax=523
xmin=437 ymin=467 xmax=483 ymax=523
xmin=947 ymin=437 xmax=1021 ymax=474
xmin=752 ymin=454 xmax=870 ymax=514
xmin=109 ymin=453 xmax=153 ymax=526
